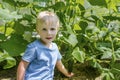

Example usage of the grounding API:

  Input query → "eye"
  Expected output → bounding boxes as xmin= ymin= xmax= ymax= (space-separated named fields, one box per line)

xmin=42 ymin=28 xmax=47 ymax=31
xmin=51 ymin=28 xmax=56 ymax=31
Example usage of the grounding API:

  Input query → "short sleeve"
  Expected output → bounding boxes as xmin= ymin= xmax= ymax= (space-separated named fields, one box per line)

xmin=22 ymin=44 xmax=36 ymax=62
xmin=57 ymin=51 xmax=62 ymax=61
xmin=54 ymin=43 xmax=62 ymax=61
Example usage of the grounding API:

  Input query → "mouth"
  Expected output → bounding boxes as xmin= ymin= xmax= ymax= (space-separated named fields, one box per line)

xmin=46 ymin=37 xmax=52 ymax=40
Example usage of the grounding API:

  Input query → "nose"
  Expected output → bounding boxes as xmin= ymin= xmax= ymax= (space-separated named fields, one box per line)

xmin=47 ymin=30 xmax=52 ymax=35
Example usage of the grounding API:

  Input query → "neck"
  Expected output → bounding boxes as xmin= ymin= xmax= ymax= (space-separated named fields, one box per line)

xmin=40 ymin=39 xmax=52 ymax=48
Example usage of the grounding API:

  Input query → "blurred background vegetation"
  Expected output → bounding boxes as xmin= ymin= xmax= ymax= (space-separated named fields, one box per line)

xmin=0 ymin=0 xmax=120 ymax=80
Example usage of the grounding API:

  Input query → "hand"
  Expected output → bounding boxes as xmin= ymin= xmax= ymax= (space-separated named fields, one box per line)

xmin=67 ymin=72 xmax=74 ymax=77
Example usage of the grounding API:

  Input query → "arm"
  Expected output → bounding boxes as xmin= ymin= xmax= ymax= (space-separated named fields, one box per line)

xmin=17 ymin=60 xmax=29 ymax=80
xmin=56 ymin=60 xmax=74 ymax=77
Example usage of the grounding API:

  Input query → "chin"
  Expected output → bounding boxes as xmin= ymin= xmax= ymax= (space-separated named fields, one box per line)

xmin=45 ymin=40 xmax=52 ymax=44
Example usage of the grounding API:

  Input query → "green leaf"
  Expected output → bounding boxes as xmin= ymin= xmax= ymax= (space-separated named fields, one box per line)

xmin=13 ymin=21 xmax=25 ymax=35
xmin=3 ymin=56 xmax=16 ymax=69
xmin=115 ymin=48 xmax=120 ymax=59
xmin=0 ymin=52 xmax=16 ymax=69
xmin=64 ymin=34 xmax=78 ymax=47
xmin=76 ymin=0 xmax=84 ymax=5
xmin=79 ymin=21 xmax=88 ymax=33
xmin=106 ymin=0 xmax=117 ymax=12
xmin=109 ymin=72 xmax=114 ymax=79
xmin=72 ymin=47 xmax=85 ymax=63
xmin=87 ymin=0 xmax=107 ymax=7
xmin=0 ymin=34 xmax=28 ymax=56
xmin=0 ymin=9 xmax=22 ymax=22
xmin=78 ymin=3 xmax=85 ymax=16
xmin=96 ymin=42 xmax=111 ymax=48
xmin=15 ymin=0 xmax=33 ymax=3
xmin=0 ymin=0 xmax=16 ymax=11
xmin=0 ymin=33 xmax=6 ymax=41
xmin=23 ymin=31 xmax=32 ymax=42
xmin=73 ymin=23 xmax=81 ymax=30
xmin=0 ymin=52 xmax=7 ymax=62
xmin=92 ymin=59 xmax=102 ymax=68
xmin=53 ymin=2 xmax=65 ymax=10
xmin=97 ymin=46 xmax=112 ymax=59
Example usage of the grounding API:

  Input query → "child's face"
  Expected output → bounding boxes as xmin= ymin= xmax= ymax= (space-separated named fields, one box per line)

xmin=37 ymin=22 xmax=58 ymax=45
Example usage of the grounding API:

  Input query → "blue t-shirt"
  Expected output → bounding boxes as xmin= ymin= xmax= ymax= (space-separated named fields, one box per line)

xmin=22 ymin=40 xmax=62 ymax=80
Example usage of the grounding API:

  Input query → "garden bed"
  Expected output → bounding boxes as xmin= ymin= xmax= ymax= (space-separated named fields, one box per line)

xmin=0 ymin=63 xmax=102 ymax=80
xmin=0 ymin=61 xmax=120 ymax=80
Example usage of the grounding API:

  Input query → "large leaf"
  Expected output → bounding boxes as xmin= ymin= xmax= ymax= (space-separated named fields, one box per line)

xmin=0 ymin=9 xmax=22 ymax=22
xmin=103 ymin=16 xmax=120 ymax=21
xmin=0 ymin=52 xmax=16 ymax=69
xmin=13 ymin=21 xmax=25 ymax=35
xmin=97 ymin=46 xmax=112 ymax=59
xmin=87 ymin=0 xmax=107 ymax=7
xmin=106 ymin=0 xmax=117 ymax=11
xmin=3 ymin=56 xmax=16 ymax=69
xmin=0 ymin=0 xmax=16 ymax=11
xmin=53 ymin=2 xmax=65 ymax=10
xmin=0 ymin=34 xmax=28 ymax=56
xmin=72 ymin=47 xmax=85 ymax=63
xmin=64 ymin=34 xmax=78 ymax=47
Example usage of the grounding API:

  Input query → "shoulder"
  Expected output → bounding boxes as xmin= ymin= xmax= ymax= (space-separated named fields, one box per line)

xmin=52 ymin=42 xmax=57 ymax=47
xmin=27 ymin=40 xmax=38 ymax=48
xmin=52 ymin=42 xmax=59 ymax=50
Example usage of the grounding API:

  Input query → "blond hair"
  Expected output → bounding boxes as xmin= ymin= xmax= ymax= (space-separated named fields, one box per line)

xmin=36 ymin=11 xmax=59 ymax=31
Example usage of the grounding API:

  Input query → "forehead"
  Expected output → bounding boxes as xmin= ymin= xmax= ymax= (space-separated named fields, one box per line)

xmin=37 ymin=18 xmax=59 ymax=28
xmin=37 ymin=12 xmax=59 ymax=28
xmin=38 ymin=11 xmax=59 ymax=23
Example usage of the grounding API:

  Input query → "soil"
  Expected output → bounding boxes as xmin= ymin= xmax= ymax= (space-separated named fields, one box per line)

xmin=0 ymin=66 xmax=16 ymax=80
xmin=0 ymin=62 xmax=102 ymax=80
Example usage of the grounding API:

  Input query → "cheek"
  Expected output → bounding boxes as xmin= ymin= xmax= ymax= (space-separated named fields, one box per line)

xmin=37 ymin=32 xmax=44 ymax=37
xmin=52 ymin=31 xmax=58 ymax=35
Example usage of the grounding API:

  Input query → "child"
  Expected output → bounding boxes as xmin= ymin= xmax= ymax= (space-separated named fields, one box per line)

xmin=17 ymin=11 xmax=74 ymax=80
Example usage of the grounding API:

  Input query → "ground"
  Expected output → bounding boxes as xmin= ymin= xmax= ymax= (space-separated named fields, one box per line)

xmin=0 ymin=62 xmax=102 ymax=80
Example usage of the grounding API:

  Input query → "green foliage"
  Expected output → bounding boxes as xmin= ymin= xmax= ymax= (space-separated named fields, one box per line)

xmin=0 ymin=52 xmax=16 ymax=69
xmin=72 ymin=47 xmax=85 ymax=63
xmin=0 ymin=34 xmax=28 ymax=56
xmin=0 ymin=0 xmax=120 ymax=79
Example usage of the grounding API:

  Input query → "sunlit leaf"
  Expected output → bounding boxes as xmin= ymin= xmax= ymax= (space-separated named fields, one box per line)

xmin=72 ymin=47 xmax=85 ymax=63
xmin=64 ymin=34 xmax=78 ymax=47
xmin=23 ymin=31 xmax=32 ymax=42
xmin=93 ymin=60 xmax=102 ymax=68
xmin=106 ymin=0 xmax=117 ymax=12
xmin=0 ymin=52 xmax=16 ymax=69
xmin=97 ymin=46 xmax=112 ymax=59
xmin=3 ymin=56 xmax=16 ymax=69
xmin=76 ymin=0 xmax=84 ymax=5
xmin=73 ymin=24 xmax=81 ymax=30
xmin=0 ymin=9 xmax=22 ymax=22
xmin=0 ymin=0 xmax=16 ymax=11
xmin=0 ymin=52 xmax=8 ymax=62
